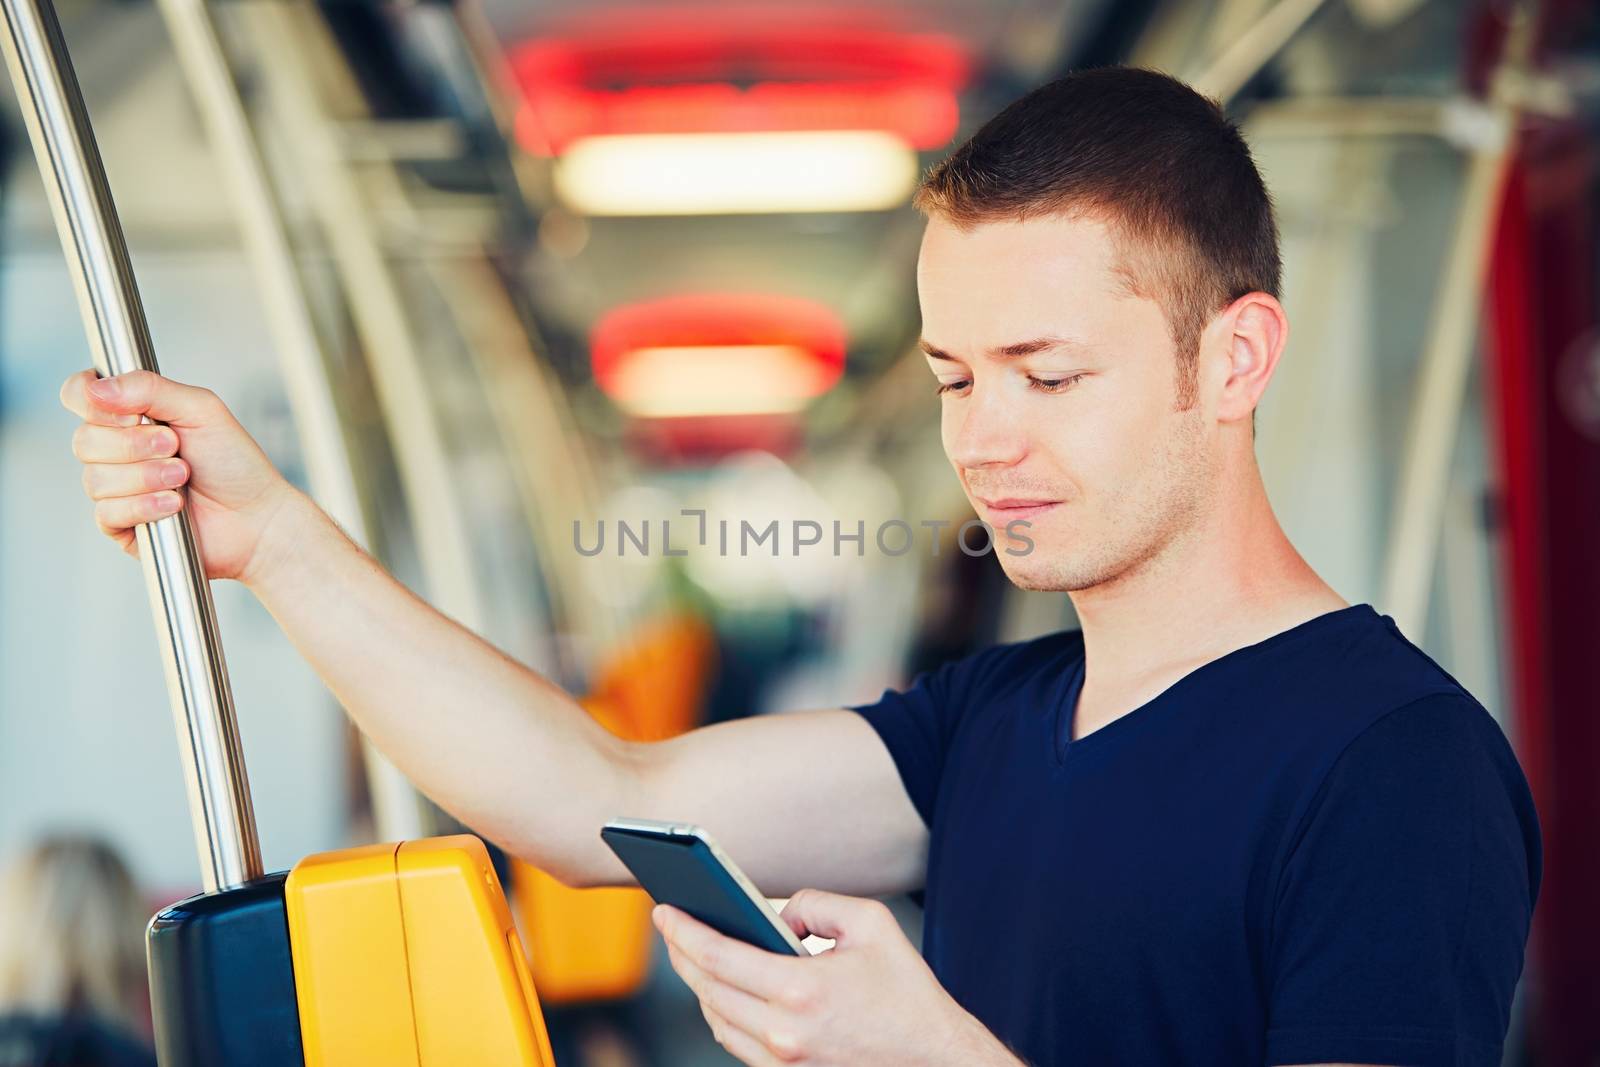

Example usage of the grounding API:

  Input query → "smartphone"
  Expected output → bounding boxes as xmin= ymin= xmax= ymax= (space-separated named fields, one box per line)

xmin=601 ymin=818 xmax=810 ymax=957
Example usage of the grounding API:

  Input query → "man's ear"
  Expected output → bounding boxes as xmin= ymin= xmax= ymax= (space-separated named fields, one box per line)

xmin=1207 ymin=292 xmax=1287 ymax=426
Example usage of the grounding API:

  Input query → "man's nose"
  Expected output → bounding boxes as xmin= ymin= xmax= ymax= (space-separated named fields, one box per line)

xmin=946 ymin=383 xmax=1028 ymax=469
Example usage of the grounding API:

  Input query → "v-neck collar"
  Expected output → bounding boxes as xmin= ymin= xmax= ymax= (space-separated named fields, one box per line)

xmin=1051 ymin=603 xmax=1378 ymax=765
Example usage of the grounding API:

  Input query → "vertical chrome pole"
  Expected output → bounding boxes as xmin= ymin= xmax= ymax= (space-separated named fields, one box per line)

xmin=1381 ymin=7 xmax=1533 ymax=637
xmin=154 ymin=0 xmax=428 ymax=843
xmin=0 ymin=0 xmax=262 ymax=892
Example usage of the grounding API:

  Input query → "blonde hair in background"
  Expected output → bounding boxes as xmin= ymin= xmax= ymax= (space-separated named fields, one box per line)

xmin=0 ymin=834 xmax=149 ymax=1034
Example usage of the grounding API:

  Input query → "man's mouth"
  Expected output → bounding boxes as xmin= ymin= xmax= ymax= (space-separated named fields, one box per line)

xmin=975 ymin=497 xmax=1062 ymax=522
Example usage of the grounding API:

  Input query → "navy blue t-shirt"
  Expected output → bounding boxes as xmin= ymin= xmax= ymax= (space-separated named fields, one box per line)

xmin=849 ymin=603 xmax=1540 ymax=1067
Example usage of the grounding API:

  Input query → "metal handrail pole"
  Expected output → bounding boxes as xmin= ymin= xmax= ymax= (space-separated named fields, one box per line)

xmin=0 ymin=0 xmax=262 ymax=892
xmin=1188 ymin=0 xmax=1335 ymax=103
xmin=154 ymin=0 xmax=427 ymax=842
xmin=1380 ymin=7 xmax=1533 ymax=635
xmin=239 ymin=2 xmax=489 ymax=640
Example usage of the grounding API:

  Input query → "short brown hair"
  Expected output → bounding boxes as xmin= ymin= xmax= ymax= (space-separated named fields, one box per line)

xmin=915 ymin=66 xmax=1281 ymax=408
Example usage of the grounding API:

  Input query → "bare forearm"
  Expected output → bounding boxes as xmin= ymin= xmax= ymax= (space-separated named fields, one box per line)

xmin=244 ymin=489 xmax=638 ymax=884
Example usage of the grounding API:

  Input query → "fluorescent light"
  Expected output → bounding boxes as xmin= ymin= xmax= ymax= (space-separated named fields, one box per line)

xmin=604 ymin=344 xmax=837 ymax=417
xmin=553 ymin=130 xmax=919 ymax=216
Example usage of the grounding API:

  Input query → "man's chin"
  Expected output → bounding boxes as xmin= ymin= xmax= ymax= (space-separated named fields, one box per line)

xmin=992 ymin=527 xmax=1122 ymax=592
xmin=993 ymin=550 xmax=1074 ymax=593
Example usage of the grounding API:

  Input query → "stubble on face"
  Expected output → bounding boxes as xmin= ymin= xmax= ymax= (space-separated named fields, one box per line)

xmin=998 ymin=393 xmax=1214 ymax=594
xmin=919 ymin=211 xmax=1223 ymax=596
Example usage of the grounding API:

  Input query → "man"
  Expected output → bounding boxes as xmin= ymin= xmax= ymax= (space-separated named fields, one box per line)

xmin=61 ymin=67 xmax=1538 ymax=1066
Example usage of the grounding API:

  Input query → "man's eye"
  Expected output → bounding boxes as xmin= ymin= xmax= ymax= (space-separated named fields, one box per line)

xmin=935 ymin=379 xmax=970 ymax=396
xmin=1029 ymin=374 xmax=1087 ymax=393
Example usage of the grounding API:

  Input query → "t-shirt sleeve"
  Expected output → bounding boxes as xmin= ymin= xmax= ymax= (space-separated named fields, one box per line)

xmin=1264 ymin=692 xmax=1542 ymax=1067
xmin=846 ymin=656 xmax=967 ymax=827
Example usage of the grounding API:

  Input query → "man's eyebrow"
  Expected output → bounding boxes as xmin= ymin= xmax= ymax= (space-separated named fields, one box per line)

xmin=917 ymin=336 xmax=1089 ymax=361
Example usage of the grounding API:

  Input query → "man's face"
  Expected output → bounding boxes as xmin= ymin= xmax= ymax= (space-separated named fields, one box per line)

xmin=916 ymin=212 xmax=1218 ymax=592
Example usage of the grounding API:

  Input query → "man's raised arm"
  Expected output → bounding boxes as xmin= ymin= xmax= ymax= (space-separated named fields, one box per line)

xmin=61 ymin=368 xmax=926 ymax=895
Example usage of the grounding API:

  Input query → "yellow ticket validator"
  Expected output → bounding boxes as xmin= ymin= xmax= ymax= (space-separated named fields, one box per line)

xmin=285 ymin=835 xmax=555 ymax=1066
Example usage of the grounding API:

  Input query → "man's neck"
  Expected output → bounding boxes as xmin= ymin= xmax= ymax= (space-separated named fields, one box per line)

xmin=1067 ymin=459 xmax=1346 ymax=703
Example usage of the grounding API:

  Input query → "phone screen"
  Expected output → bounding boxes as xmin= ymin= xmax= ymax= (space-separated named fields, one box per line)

xmin=601 ymin=824 xmax=808 ymax=956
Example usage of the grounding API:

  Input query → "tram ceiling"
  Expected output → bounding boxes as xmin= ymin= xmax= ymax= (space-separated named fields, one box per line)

xmin=0 ymin=0 xmax=1114 ymax=457
xmin=462 ymin=0 xmax=1110 ymax=442
xmin=1 ymin=0 xmax=1487 ymax=461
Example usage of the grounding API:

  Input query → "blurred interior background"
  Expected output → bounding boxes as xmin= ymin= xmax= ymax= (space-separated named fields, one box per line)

xmin=0 ymin=0 xmax=1596 ymax=1063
